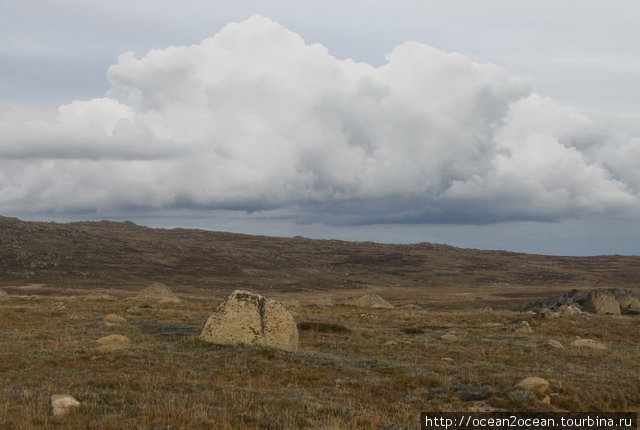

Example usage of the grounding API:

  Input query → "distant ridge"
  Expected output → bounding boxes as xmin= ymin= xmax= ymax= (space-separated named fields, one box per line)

xmin=1 ymin=215 xmax=638 ymax=294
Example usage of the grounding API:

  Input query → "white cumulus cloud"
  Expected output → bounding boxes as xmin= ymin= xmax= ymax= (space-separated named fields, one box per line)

xmin=0 ymin=15 xmax=638 ymax=223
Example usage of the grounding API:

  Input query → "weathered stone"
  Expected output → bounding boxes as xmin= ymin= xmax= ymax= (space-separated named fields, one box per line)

xmin=570 ymin=338 xmax=607 ymax=349
xmin=96 ymin=334 xmax=130 ymax=345
xmin=135 ymin=282 xmax=181 ymax=303
xmin=200 ymin=290 xmax=298 ymax=351
xmin=104 ymin=314 xmax=126 ymax=323
xmin=51 ymin=395 xmax=80 ymax=417
xmin=561 ymin=305 xmax=582 ymax=317
xmin=583 ymin=289 xmax=620 ymax=315
xmin=355 ymin=294 xmax=394 ymax=309
xmin=96 ymin=344 xmax=126 ymax=353
xmin=516 ymin=377 xmax=549 ymax=397
xmin=501 ymin=321 xmax=533 ymax=333
xmin=541 ymin=339 xmax=564 ymax=350
xmin=402 ymin=303 xmax=421 ymax=310
xmin=617 ymin=295 xmax=640 ymax=312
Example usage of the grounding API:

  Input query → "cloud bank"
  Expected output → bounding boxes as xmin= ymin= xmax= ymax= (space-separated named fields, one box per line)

xmin=1 ymin=15 xmax=638 ymax=224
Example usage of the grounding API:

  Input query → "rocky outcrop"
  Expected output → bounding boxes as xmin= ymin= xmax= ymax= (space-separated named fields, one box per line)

xmin=520 ymin=288 xmax=639 ymax=315
xmin=200 ymin=290 xmax=298 ymax=351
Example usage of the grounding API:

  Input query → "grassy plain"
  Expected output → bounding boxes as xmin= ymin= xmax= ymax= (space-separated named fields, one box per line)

xmin=0 ymin=294 xmax=638 ymax=429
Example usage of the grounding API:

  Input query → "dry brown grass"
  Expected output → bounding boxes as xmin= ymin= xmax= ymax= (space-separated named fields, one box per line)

xmin=0 ymin=294 xmax=638 ymax=429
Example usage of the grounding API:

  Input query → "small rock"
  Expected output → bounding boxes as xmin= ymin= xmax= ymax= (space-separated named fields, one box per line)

xmin=617 ymin=295 xmax=640 ymax=312
xmin=104 ymin=322 xmax=120 ymax=327
xmin=570 ymin=339 xmax=607 ymax=349
xmin=354 ymin=293 xmax=394 ymax=309
xmin=96 ymin=334 xmax=130 ymax=345
xmin=441 ymin=334 xmax=458 ymax=342
xmin=0 ymin=289 xmax=8 ymax=297
xmin=561 ymin=305 xmax=582 ymax=317
xmin=96 ymin=344 xmax=126 ymax=353
xmin=442 ymin=357 xmax=454 ymax=362
xmin=501 ymin=321 xmax=533 ymax=333
xmin=402 ymin=304 xmax=421 ymax=310
xmin=541 ymin=339 xmax=564 ymax=350
xmin=51 ymin=395 xmax=80 ymax=417
xmin=540 ymin=395 xmax=551 ymax=405
xmin=482 ymin=307 xmax=493 ymax=312
xmin=360 ymin=313 xmax=380 ymax=320
xmin=104 ymin=314 xmax=126 ymax=323
xmin=135 ymin=282 xmax=181 ymax=303
xmin=516 ymin=377 xmax=549 ymax=397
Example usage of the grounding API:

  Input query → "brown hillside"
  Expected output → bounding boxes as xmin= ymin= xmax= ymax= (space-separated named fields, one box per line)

xmin=0 ymin=216 xmax=638 ymax=303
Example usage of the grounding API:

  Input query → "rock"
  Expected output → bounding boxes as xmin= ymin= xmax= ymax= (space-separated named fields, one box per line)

xmin=541 ymin=395 xmax=551 ymax=405
xmin=104 ymin=322 xmax=119 ymax=327
xmin=440 ymin=333 xmax=458 ymax=342
xmin=561 ymin=305 xmax=582 ymax=317
xmin=500 ymin=321 xmax=533 ymax=333
xmin=515 ymin=377 xmax=549 ymax=397
xmin=442 ymin=357 xmax=454 ymax=362
xmin=51 ymin=395 xmax=80 ymax=417
xmin=570 ymin=338 xmax=607 ymax=349
xmin=402 ymin=303 xmax=422 ymax=310
xmin=200 ymin=290 xmax=298 ymax=351
xmin=360 ymin=313 xmax=380 ymax=320
xmin=354 ymin=294 xmax=394 ymax=309
xmin=314 ymin=296 xmax=335 ymax=307
xmin=481 ymin=307 xmax=493 ymax=312
xmin=104 ymin=314 xmax=126 ymax=323
xmin=617 ymin=295 xmax=640 ymax=312
xmin=583 ymin=289 xmax=620 ymax=315
xmin=96 ymin=344 xmax=126 ymax=353
xmin=96 ymin=334 xmax=130 ymax=345
xmin=0 ymin=289 xmax=8 ymax=297
xmin=135 ymin=282 xmax=181 ymax=303
xmin=541 ymin=339 xmax=565 ymax=350
xmin=507 ymin=390 xmax=535 ymax=403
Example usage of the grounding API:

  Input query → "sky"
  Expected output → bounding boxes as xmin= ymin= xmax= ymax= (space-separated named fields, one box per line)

xmin=1 ymin=0 xmax=639 ymax=255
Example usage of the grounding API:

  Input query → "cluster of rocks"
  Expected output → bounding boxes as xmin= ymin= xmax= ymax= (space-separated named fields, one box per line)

xmin=520 ymin=288 xmax=640 ymax=315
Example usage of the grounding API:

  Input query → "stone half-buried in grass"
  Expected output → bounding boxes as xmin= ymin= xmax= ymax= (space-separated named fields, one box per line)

xmin=199 ymin=290 xmax=298 ymax=351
